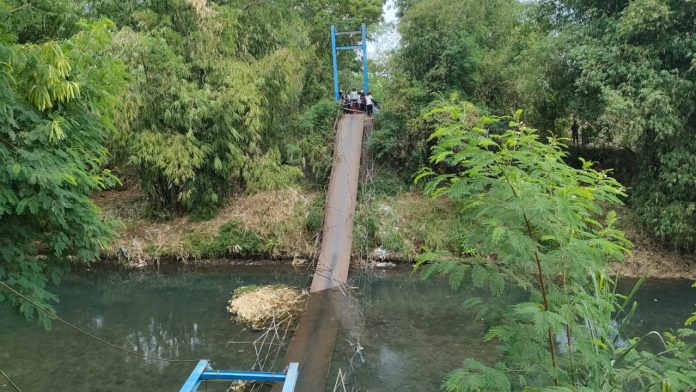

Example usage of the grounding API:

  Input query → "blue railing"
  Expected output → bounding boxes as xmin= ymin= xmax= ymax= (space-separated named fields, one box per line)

xmin=179 ymin=360 xmax=299 ymax=392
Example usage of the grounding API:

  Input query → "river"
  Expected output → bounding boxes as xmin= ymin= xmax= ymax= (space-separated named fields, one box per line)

xmin=0 ymin=265 xmax=694 ymax=391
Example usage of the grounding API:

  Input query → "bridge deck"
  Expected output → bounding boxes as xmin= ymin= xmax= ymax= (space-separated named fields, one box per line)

xmin=275 ymin=114 xmax=366 ymax=392
xmin=311 ymin=113 xmax=365 ymax=292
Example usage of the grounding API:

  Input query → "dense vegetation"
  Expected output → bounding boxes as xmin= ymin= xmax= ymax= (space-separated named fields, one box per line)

xmin=376 ymin=0 xmax=696 ymax=251
xmin=0 ymin=16 xmax=128 ymax=321
xmin=2 ymin=0 xmax=696 ymax=389
xmin=0 ymin=0 xmax=381 ymax=316
xmin=417 ymin=101 xmax=696 ymax=390
xmin=383 ymin=1 xmax=696 ymax=389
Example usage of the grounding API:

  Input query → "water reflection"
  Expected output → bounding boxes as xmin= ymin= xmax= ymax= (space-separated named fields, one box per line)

xmin=330 ymin=270 xmax=696 ymax=392
xmin=0 ymin=266 xmax=308 ymax=392
xmin=0 ymin=267 xmax=693 ymax=392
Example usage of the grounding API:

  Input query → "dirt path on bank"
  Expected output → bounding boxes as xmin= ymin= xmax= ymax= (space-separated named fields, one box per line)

xmin=612 ymin=227 xmax=696 ymax=280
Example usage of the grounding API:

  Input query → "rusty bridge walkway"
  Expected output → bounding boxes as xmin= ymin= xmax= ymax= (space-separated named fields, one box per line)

xmin=273 ymin=113 xmax=370 ymax=392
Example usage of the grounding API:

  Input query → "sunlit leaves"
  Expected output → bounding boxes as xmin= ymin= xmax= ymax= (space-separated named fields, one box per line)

xmin=0 ymin=19 xmax=127 ymax=322
xmin=415 ymin=99 xmax=696 ymax=390
xmin=442 ymin=359 xmax=511 ymax=392
xmin=105 ymin=0 xmax=373 ymax=210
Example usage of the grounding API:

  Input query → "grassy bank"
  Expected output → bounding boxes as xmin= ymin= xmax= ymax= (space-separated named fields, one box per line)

xmin=96 ymin=186 xmax=321 ymax=266
xmin=94 ymin=183 xmax=462 ymax=266
xmin=95 ymin=185 xmax=696 ymax=279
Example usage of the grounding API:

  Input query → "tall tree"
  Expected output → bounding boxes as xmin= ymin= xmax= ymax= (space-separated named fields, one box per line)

xmin=98 ymin=0 xmax=383 ymax=211
xmin=417 ymin=100 xmax=696 ymax=391
xmin=0 ymin=15 xmax=128 ymax=321
xmin=535 ymin=0 xmax=696 ymax=250
xmin=372 ymin=0 xmax=530 ymax=173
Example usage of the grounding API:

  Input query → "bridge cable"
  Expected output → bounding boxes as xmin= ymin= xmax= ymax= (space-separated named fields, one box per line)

xmin=0 ymin=368 xmax=23 ymax=392
xmin=0 ymin=280 xmax=199 ymax=363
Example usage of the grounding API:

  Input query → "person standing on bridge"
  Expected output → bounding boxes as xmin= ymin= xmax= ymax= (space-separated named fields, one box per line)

xmin=349 ymin=88 xmax=359 ymax=111
xmin=340 ymin=90 xmax=350 ymax=113
xmin=365 ymin=91 xmax=374 ymax=116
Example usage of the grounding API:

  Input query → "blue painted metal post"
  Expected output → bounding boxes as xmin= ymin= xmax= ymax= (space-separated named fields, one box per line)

xmin=361 ymin=23 xmax=369 ymax=94
xmin=331 ymin=25 xmax=340 ymax=101
xmin=178 ymin=360 xmax=209 ymax=392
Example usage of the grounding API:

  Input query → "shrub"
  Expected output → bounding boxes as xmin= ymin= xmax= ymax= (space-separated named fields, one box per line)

xmin=185 ymin=221 xmax=264 ymax=258
xmin=243 ymin=148 xmax=303 ymax=194
xmin=416 ymin=103 xmax=696 ymax=390
xmin=304 ymin=197 xmax=325 ymax=234
xmin=286 ymin=99 xmax=340 ymax=185
xmin=352 ymin=199 xmax=380 ymax=256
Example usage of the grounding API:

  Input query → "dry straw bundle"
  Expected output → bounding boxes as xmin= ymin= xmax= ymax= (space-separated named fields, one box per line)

xmin=227 ymin=285 xmax=307 ymax=330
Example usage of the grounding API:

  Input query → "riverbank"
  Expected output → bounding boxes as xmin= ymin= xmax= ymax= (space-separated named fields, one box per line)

xmin=95 ymin=186 xmax=696 ymax=280
xmin=613 ymin=210 xmax=696 ymax=280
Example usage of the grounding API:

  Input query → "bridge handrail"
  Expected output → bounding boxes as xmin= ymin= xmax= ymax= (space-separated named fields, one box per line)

xmin=179 ymin=360 xmax=299 ymax=392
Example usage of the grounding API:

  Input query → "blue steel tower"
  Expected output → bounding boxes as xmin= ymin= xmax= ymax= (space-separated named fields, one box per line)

xmin=330 ymin=24 xmax=369 ymax=101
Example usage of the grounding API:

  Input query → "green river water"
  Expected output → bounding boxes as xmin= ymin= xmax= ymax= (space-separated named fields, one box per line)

xmin=0 ymin=265 xmax=694 ymax=391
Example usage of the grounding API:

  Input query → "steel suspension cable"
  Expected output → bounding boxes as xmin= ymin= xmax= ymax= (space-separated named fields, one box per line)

xmin=0 ymin=280 xmax=199 ymax=363
xmin=0 ymin=368 xmax=22 ymax=392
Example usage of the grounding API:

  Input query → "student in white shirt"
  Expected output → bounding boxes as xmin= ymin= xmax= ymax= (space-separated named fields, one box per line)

xmin=365 ymin=92 xmax=374 ymax=116
xmin=349 ymin=89 xmax=359 ymax=110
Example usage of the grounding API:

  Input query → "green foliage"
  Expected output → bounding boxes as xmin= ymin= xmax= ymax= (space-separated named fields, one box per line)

xmin=385 ymin=0 xmax=696 ymax=251
xmin=185 ymin=221 xmax=264 ymax=259
xmin=397 ymin=0 xmax=522 ymax=101
xmin=367 ymin=71 xmax=431 ymax=172
xmin=0 ymin=0 xmax=384 ymax=319
xmin=531 ymin=0 xmax=696 ymax=250
xmin=110 ymin=14 xmax=270 ymax=210
xmin=416 ymin=102 xmax=696 ymax=390
xmin=304 ymin=197 xmax=325 ymax=234
xmin=351 ymin=189 xmax=462 ymax=259
xmin=378 ymin=220 xmax=408 ymax=257
xmin=2 ymin=0 xmax=84 ymax=42
xmin=0 ymin=16 xmax=128 ymax=320
xmin=369 ymin=168 xmax=409 ymax=197
xmin=687 ymin=283 xmax=696 ymax=327
xmin=243 ymin=148 xmax=303 ymax=194
xmin=352 ymin=198 xmax=381 ymax=256
xmin=94 ymin=0 xmax=379 ymax=210
xmin=565 ymin=146 xmax=638 ymax=187
xmin=442 ymin=360 xmax=511 ymax=392
xmin=287 ymin=99 xmax=341 ymax=185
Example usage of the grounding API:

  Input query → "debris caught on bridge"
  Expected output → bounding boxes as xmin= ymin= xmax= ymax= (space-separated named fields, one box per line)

xmin=227 ymin=285 xmax=307 ymax=330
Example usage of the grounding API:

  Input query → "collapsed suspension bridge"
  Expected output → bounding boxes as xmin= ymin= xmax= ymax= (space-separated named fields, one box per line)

xmin=0 ymin=24 xmax=373 ymax=392
xmin=179 ymin=112 xmax=372 ymax=392
xmin=180 ymin=24 xmax=373 ymax=391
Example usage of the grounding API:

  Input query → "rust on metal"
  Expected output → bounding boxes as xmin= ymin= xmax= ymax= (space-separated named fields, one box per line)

xmin=310 ymin=114 xmax=366 ymax=293
xmin=274 ymin=114 xmax=367 ymax=392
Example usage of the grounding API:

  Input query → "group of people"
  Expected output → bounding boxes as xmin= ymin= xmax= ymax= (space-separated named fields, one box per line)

xmin=339 ymin=89 xmax=377 ymax=115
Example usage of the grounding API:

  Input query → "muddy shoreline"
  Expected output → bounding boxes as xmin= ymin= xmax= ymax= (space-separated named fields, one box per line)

xmin=95 ymin=252 xmax=696 ymax=281
xmin=95 ymin=187 xmax=696 ymax=280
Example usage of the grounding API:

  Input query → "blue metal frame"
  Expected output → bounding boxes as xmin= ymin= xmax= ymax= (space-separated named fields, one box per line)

xmin=179 ymin=360 xmax=299 ymax=392
xmin=331 ymin=25 xmax=340 ymax=102
xmin=361 ymin=23 xmax=369 ymax=96
xmin=331 ymin=23 xmax=369 ymax=101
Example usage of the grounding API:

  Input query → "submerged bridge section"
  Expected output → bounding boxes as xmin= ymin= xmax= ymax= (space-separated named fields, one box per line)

xmin=274 ymin=113 xmax=367 ymax=392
